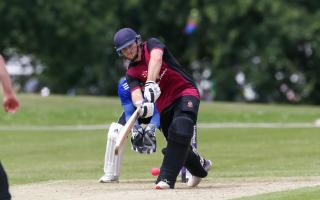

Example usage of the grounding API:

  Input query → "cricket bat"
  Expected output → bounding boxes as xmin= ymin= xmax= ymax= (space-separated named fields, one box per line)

xmin=114 ymin=106 xmax=141 ymax=155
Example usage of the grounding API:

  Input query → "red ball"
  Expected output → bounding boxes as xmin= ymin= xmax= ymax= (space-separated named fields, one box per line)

xmin=151 ymin=167 xmax=160 ymax=176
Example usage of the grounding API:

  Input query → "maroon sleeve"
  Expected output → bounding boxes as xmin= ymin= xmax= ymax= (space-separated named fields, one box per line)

xmin=147 ymin=38 xmax=165 ymax=52
xmin=126 ymin=74 xmax=141 ymax=92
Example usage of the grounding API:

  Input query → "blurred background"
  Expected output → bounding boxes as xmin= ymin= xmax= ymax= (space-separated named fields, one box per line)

xmin=1 ymin=0 xmax=319 ymax=104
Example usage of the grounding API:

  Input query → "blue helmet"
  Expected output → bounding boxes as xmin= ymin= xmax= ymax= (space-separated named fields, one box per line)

xmin=114 ymin=28 xmax=141 ymax=55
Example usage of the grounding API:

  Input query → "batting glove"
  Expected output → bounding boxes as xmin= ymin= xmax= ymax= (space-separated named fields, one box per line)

xmin=131 ymin=124 xmax=144 ymax=153
xmin=144 ymin=81 xmax=161 ymax=103
xmin=142 ymin=124 xmax=157 ymax=154
xmin=139 ymin=101 xmax=154 ymax=118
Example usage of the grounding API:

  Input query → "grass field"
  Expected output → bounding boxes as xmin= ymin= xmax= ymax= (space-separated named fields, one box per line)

xmin=236 ymin=186 xmax=320 ymax=200
xmin=1 ymin=94 xmax=320 ymax=199
xmin=1 ymin=94 xmax=320 ymax=125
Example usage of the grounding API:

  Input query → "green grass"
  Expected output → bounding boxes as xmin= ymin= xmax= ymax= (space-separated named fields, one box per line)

xmin=236 ymin=186 xmax=320 ymax=200
xmin=1 ymin=94 xmax=320 ymax=125
xmin=202 ymin=128 xmax=320 ymax=178
xmin=0 ymin=94 xmax=122 ymax=125
xmin=1 ymin=128 xmax=319 ymax=185
xmin=0 ymin=94 xmax=320 ymax=191
xmin=199 ymin=101 xmax=320 ymax=123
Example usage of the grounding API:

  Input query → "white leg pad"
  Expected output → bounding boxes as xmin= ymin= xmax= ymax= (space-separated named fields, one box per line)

xmin=100 ymin=122 xmax=124 ymax=182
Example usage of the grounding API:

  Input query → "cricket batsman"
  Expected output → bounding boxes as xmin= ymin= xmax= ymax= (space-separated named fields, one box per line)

xmin=113 ymin=28 xmax=212 ymax=189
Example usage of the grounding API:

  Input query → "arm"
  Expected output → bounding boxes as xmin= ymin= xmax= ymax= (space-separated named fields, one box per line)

xmin=117 ymin=78 xmax=145 ymax=154
xmin=0 ymin=55 xmax=20 ymax=113
xmin=125 ymin=74 xmax=144 ymax=105
xmin=126 ymin=74 xmax=154 ymax=118
xmin=118 ymin=78 xmax=139 ymax=121
xmin=144 ymin=50 xmax=162 ymax=103
xmin=144 ymin=39 xmax=165 ymax=103
xmin=147 ymin=49 xmax=163 ymax=82
xmin=0 ymin=56 xmax=15 ymax=97
xmin=131 ymin=88 xmax=143 ymax=106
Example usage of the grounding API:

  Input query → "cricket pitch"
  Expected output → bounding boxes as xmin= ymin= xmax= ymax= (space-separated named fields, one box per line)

xmin=11 ymin=176 xmax=320 ymax=200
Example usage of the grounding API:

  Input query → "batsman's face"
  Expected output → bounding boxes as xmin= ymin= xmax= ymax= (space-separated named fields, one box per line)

xmin=121 ymin=42 xmax=139 ymax=61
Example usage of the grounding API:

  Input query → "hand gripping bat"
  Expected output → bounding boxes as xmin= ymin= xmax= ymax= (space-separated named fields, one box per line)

xmin=114 ymin=106 xmax=141 ymax=155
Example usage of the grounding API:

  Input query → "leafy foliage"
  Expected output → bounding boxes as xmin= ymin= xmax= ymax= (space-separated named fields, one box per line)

xmin=0 ymin=0 xmax=319 ymax=104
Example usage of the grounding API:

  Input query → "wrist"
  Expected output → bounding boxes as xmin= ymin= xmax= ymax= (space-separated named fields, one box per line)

xmin=4 ymin=91 xmax=15 ymax=98
xmin=146 ymin=80 xmax=156 ymax=84
xmin=134 ymin=100 xmax=143 ymax=107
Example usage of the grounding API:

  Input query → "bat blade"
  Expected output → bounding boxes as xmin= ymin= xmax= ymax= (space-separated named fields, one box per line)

xmin=114 ymin=106 xmax=141 ymax=155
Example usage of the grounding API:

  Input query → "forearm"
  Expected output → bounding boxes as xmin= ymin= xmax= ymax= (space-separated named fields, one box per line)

xmin=131 ymin=88 xmax=144 ymax=105
xmin=0 ymin=56 xmax=15 ymax=96
xmin=0 ymin=74 xmax=15 ymax=96
xmin=147 ymin=49 xmax=163 ymax=82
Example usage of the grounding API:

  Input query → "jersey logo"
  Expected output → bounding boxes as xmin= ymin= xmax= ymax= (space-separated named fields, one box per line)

xmin=187 ymin=100 xmax=193 ymax=108
xmin=122 ymin=83 xmax=129 ymax=90
xmin=157 ymin=68 xmax=167 ymax=84
xmin=159 ymin=68 xmax=167 ymax=80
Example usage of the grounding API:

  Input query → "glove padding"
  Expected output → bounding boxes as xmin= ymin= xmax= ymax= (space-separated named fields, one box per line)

xmin=131 ymin=124 xmax=157 ymax=154
xmin=139 ymin=102 xmax=154 ymax=118
xmin=141 ymin=124 xmax=157 ymax=154
xmin=144 ymin=81 xmax=161 ymax=103
xmin=131 ymin=124 xmax=144 ymax=153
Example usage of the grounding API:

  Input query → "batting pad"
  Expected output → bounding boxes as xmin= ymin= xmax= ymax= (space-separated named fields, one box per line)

xmin=103 ymin=122 xmax=124 ymax=180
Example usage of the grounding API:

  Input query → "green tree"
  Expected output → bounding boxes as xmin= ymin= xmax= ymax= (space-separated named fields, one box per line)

xmin=0 ymin=0 xmax=319 ymax=104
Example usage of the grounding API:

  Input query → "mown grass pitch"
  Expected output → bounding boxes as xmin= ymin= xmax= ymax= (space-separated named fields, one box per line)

xmin=1 ymin=94 xmax=320 ymax=125
xmin=236 ymin=186 xmax=320 ymax=200
xmin=1 ymin=94 xmax=320 ymax=199
xmin=1 ymin=128 xmax=320 ymax=185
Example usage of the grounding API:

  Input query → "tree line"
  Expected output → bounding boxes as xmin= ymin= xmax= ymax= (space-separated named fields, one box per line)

xmin=0 ymin=0 xmax=319 ymax=104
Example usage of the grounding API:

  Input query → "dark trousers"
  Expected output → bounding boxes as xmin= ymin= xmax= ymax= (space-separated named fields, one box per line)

xmin=0 ymin=162 xmax=11 ymax=200
xmin=157 ymin=96 xmax=207 ymax=188
xmin=160 ymin=96 xmax=199 ymax=143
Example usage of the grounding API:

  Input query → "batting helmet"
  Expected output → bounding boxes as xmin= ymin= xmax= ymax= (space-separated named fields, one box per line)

xmin=114 ymin=28 xmax=141 ymax=55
